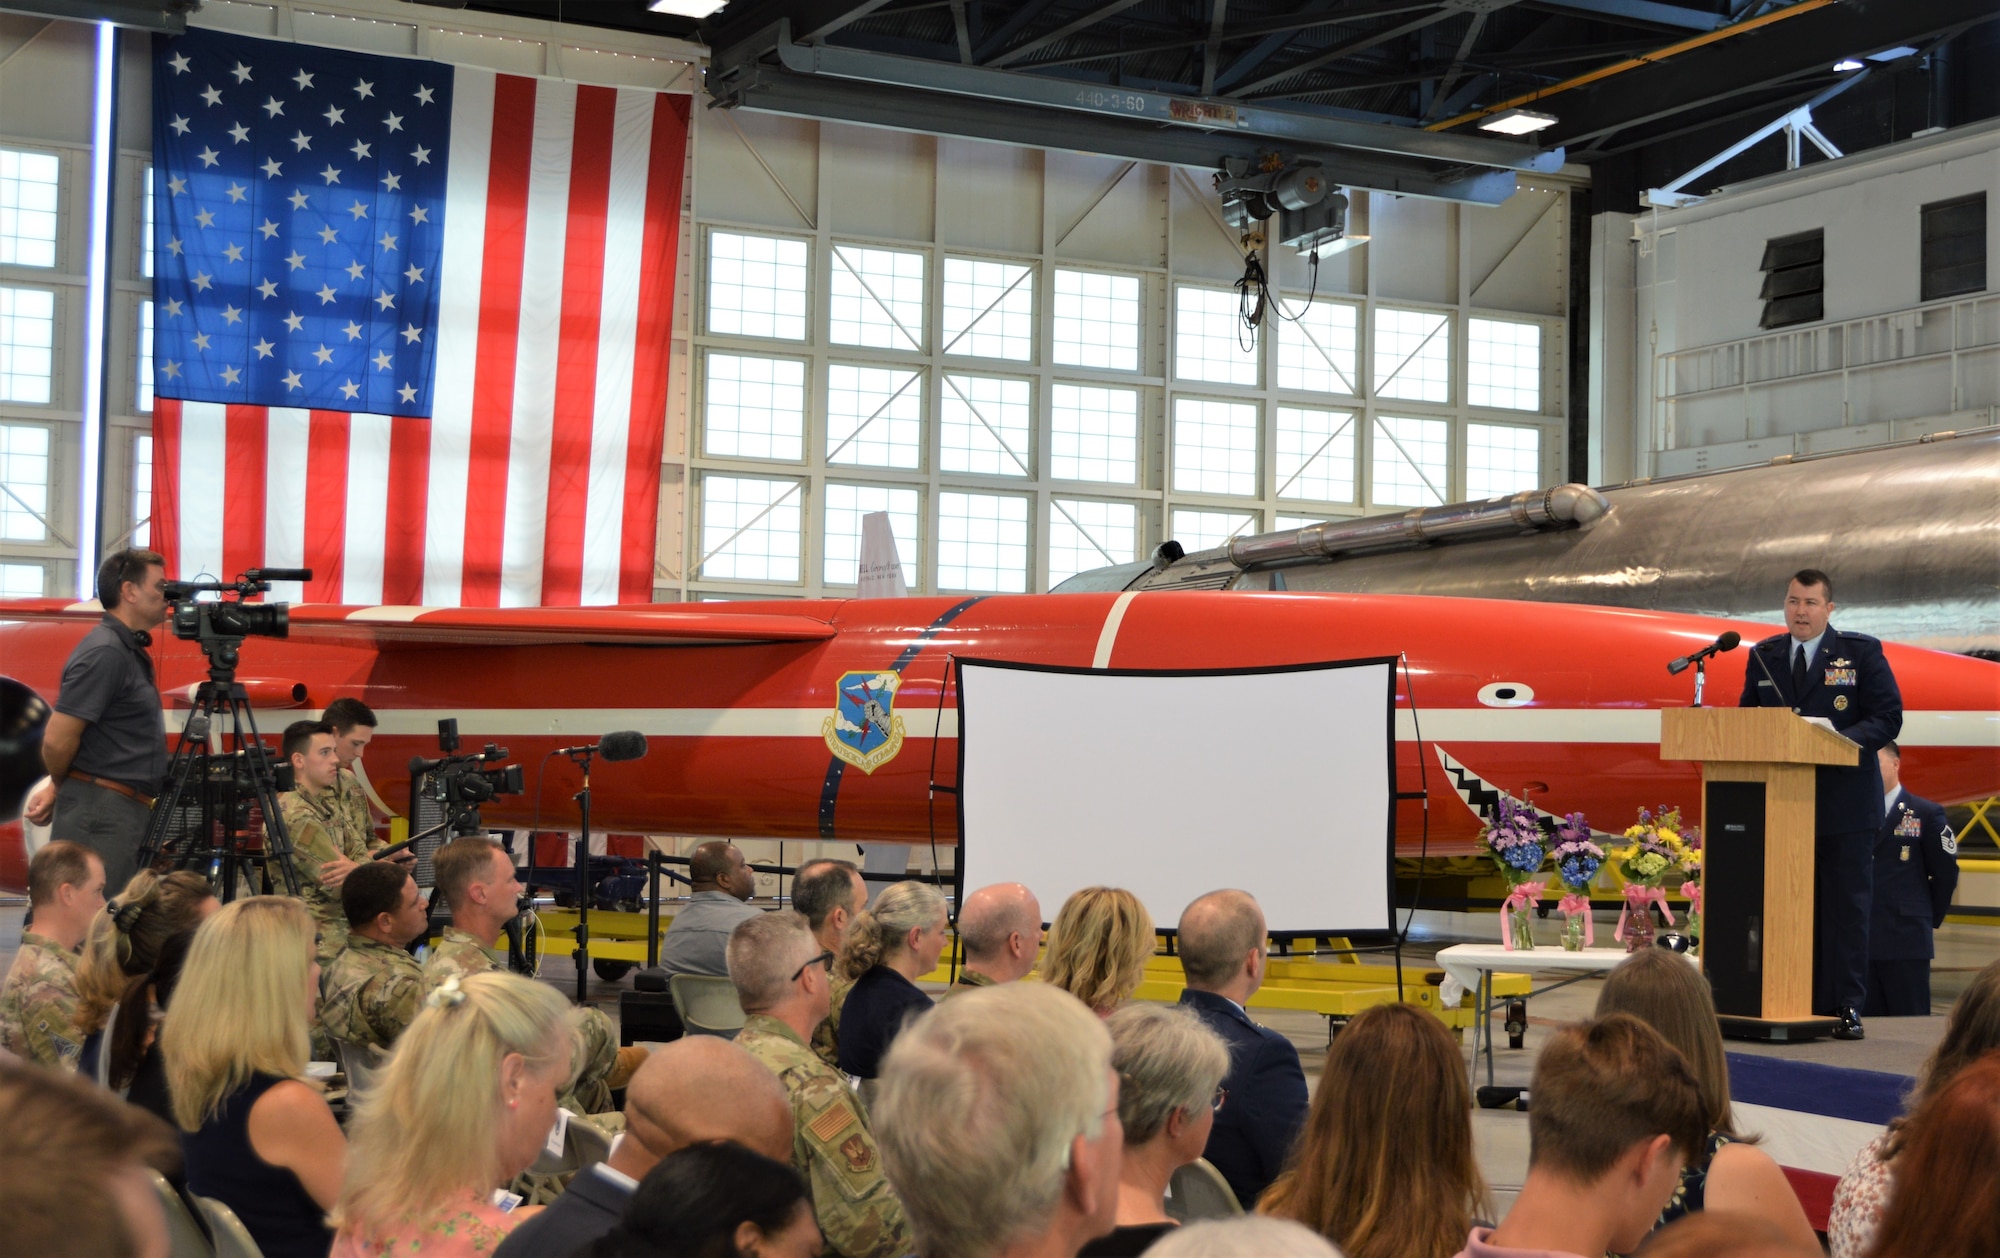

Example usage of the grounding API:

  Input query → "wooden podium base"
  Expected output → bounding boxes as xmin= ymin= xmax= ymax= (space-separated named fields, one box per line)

xmin=1717 ymin=1014 xmax=1841 ymax=1043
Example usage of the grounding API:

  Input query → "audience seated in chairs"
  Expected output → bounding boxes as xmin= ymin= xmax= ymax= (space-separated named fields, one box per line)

xmin=332 ymin=970 xmax=577 ymax=1257
xmin=0 ymin=840 xmax=104 ymax=1070
xmin=1082 ymin=1003 xmax=1231 ymax=1257
xmin=1453 ymin=1014 xmax=1706 ymax=1258
xmin=163 ymin=895 xmax=347 ymax=1258
xmin=834 ymin=879 xmax=948 ymax=1080
xmin=949 ymin=882 xmax=1042 ymax=994
xmin=318 ymin=860 xmax=430 ymax=1055
xmin=75 ymin=870 xmax=218 ymax=1082
xmin=1147 ymin=1217 xmax=1343 ymax=1258
xmin=874 ymin=981 xmax=1124 ymax=1258
xmin=1829 ymin=955 xmax=2000 ymax=1258
xmin=586 ymin=1142 xmax=822 ymax=1258
xmin=1260 ymin=1002 xmax=1489 ymax=1258
xmin=790 ymin=858 xmax=868 ymax=1065
xmin=493 ymin=1035 xmax=795 ymax=1258
xmin=0 ymin=1060 xmax=182 ymax=1258
xmin=1044 ymin=887 xmax=1155 ymax=1018
xmin=1862 ymin=1049 xmax=2000 ymax=1258
xmin=1634 ymin=1211 xmax=1821 ymax=1258
xmin=1173 ymin=889 xmax=1306 ymax=1209
xmin=1595 ymin=948 xmax=1817 ymax=1249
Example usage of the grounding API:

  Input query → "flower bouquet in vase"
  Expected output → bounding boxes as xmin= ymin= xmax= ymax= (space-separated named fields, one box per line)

xmin=1549 ymin=813 xmax=1605 ymax=951
xmin=1480 ymin=796 xmax=1549 ymax=951
xmin=1611 ymin=806 xmax=1698 ymax=952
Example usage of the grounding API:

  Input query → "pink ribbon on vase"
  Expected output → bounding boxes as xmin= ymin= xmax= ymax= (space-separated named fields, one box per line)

xmin=1501 ymin=880 xmax=1547 ymax=951
xmin=1557 ymin=891 xmax=1594 ymax=946
xmin=1613 ymin=884 xmax=1674 ymax=942
xmin=1684 ymin=882 xmax=1703 ymax=916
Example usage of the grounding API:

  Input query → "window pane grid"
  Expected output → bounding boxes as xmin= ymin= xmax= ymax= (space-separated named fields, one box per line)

xmin=0 ymin=562 xmax=43 ymax=598
xmin=1050 ymin=383 xmax=1138 ymax=484
xmin=141 ymin=165 xmax=153 ymax=280
xmin=699 ymin=475 xmax=802 ymax=582
xmin=1175 ymin=286 xmax=1259 ymax=386
xmin=1053 ymin=269 xmax=1140 ymax=371
xmin=1276 ymin=514 xmax=1331 ymax=531
xmin=1172 ymin=397 xmax=1258 ymax=497
xmin=830 ymin=244 xmax=925 ymax=351
xmin=703 ymin=352 xmax=806 ymax=462
xmin=1372 ymin=415 xmax=1449 ymax=507
xmin=827 ymin=364 xmax=924 ymax=469
xmin=940 ymin=374 xmax=1032 ymax=477
xmin=937 ymin=491 xmax=1028 ymax=592
xmin=1466 ymin=422 xmax=1542 ymax=499
xmin=0 ymin=148 xmax=59 ymax=269
xmin=1170 ymin=508 xmax=1257 ymax=554
xmin=1373 ymin=308 xmax=1451 ymax=403
xmin=0 ymin=286 xmax=56 ymax=404
xmin=137 ymin=300 xmax=154 ymax=414
xmin=942 ymin=257 xmax=1033 ymax=361
xmin=1467 ymin=317 xmax=1542 ymax=411
xmin=1274 ymin=406 xmax=1356 ymax=503
xmin=708 ymin=231 xmax=809 ymax=341
xmin=1048 ymin=498 xmax=1137 ymax=586
xmin=823 ymin=483 xmax=920 ymax=588
xmin=1277 ymin=300 xmax=1359 ymax=395
xmin=0 ymin=422 xmax=51 ymax=541
xmin=133 ymin=433 xmax=152 ymax=549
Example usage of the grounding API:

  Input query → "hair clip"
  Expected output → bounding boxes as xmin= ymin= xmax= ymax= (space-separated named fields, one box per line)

xmin=426 ymin=973 xmax=467 ymax=1009
xmin=111 ymin=899 xmax=145 ymax=932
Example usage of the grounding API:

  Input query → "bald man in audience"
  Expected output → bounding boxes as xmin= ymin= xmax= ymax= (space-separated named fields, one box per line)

xmin=657 ymin=840 xmax=763 ymax=980
xmin=493 ymin=1036 xmax=794 ymax=1258
xmin=948 ymin=882 xmax=1041 ymax=994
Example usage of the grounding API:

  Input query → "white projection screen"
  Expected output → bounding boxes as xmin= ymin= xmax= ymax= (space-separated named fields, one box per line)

xmin=955 ymin=657 xmax=1397 ymax=935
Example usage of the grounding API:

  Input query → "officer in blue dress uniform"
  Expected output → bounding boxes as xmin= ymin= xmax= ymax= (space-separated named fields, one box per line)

xmin=1864 ymin=742 xmax=1958 ymax=1017
xmin=1739 ymin=568 xmax=1903 ymax=1040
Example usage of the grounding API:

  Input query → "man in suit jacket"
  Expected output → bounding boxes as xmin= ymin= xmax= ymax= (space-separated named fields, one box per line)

xmin=1175 ymin=890 xmax=1308 ymax=1208
xmin=1864 ymin=742 xmax=1959 ymax=1018
xmin=493 ymin=1036 xmax=794 ymax=1258
xmin=1738 ymin=568 xmax=1904 ymax=1039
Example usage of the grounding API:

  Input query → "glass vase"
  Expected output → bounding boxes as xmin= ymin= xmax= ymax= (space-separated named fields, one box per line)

xmin=1623 ymin=901 xmax=1656 ymax=953
xmin=1562 ymin=912 xmax=1587 ymax=951
xmin=1504 ymin=905 xmax=1537 ymax=951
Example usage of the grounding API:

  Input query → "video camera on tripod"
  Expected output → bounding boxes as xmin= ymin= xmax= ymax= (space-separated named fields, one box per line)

xmin=402 ymin=719 xmax=525 ymax=891
xmin=161 ymin=568 xmax=306 ymax=674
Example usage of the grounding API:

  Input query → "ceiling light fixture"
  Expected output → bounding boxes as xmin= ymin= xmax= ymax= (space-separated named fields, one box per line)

xmin=649 ymin=0 xmax=730 ymax=15
xmin=1832 ymin=59 xmax=1865 ymax=71
xmin=1477 ymin=108 xmax=1559 ymax=136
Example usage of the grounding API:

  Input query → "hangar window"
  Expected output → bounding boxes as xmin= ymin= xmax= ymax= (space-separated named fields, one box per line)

xmin=1053 ymin=269 xmax=1141 ymax=371
xmin=830 ymin=244 xmax=926 ymax=352
xmin=0 ymin=560 xmax=43 ymax=597
xmin=1172 ymin=397 xmax=1259 ymax=497
xmin=703 ymin=352 xmax=807 ymax=462
xmin=1465 ymin=422 xmax=1542 ymax=499
xmin=823 ymin=482 xmax=921 ymax=587
xmin=1050 ymin=383 xmax=1138 ymax=484
xmin=1276 ymin=514 xmax=1327 ymax=531
xmin=940 ymin=373 xmax=1033 ymax=477
xmin=0 ymin=148 xmax=60 ymax=268
xmin=827 ymin=363 xmax=924 ymax=469
xmin=708 ymin=231 xmax=810 ymax=341
xmin=1467 ymin=318 xmax=1541 ymax=411
xmin=937 ymin=490 xmax=1029 ymax=592
xmin=1373 ymin=307 xmax=1451 ymax=403
xmin=1277 ymin=299 xmax=1359 ymax=396
xmin=1274 ymin=406 xmax=1356 ymax=504
xmin=132 ymin=433 xmax=152 ymax=549
xmin=1170 ymin=508 xmax=1257 ymax=553
xmin=698 ymin=474 xmax=802 ymax=582
xmin=1048 ymin=498 xmax=1138 ymax=587
xmin=1757 ymin=229 xmax=1823 ymax=329
xmin=943 ymin=257 xmax=1034 ymax=361
xmin=1372 ymin=415 xmax=1448 ymax=507
xmin=1920 ymin=192 xmax=1986 ymax=302
xmin=140 ymin=166 xmax=152 ymax=279
xmin=0 ymin=422 xmax=52 ymax=540
xmin=1175 ymin=285 xmax=1260 ymax=387
xmin=136 ymin=299 xmax=154 ymax=413
xmin=0 ymin=286 xmax=56 ymax=404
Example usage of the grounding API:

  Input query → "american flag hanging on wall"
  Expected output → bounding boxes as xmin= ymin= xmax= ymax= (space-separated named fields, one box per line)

xmin=148 ymin=27 xmax=688 ymax=606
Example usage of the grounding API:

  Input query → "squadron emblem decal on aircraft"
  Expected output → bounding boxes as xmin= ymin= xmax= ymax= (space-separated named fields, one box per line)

xmin=823 ymin=670 xmax=906 ymax=774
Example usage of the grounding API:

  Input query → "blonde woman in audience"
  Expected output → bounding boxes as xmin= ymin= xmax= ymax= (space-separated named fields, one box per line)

xmin=332 ymin=969 xmax=578 ymax=1256
xmin=1045 ymin=886 xmax=1156 ymax=1016
xmin=1084 ymin=1003 xmax=1232 ymax=1257
xmin=1260 ymin=1002 xmax=1488 ymax=1258
xmin=835 ymin=879 xmax=949 ymax=1079
xmin=1596 ymin=949 xmax=1817 ymax=1250
xmin=163 ymin=896 xmax=346 ymax=1258
xmin=1828 ymin=956 xmax=2000 ymax=1257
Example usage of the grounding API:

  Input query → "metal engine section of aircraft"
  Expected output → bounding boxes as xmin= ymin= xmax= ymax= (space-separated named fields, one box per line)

xmin=1057 ymin=430 xmax=2000 ymax=656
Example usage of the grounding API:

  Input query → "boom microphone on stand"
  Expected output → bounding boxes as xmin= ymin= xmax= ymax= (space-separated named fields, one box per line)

xmin=556 ymin=731 xmax=648 ymax=761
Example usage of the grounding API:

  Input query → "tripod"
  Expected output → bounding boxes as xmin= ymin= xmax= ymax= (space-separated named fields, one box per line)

xmin=136 ymin=633 xmax=300 ymax=901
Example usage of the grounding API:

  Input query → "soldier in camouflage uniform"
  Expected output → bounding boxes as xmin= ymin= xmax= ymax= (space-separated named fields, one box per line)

xmin=322 ymin=697 xmax=385 ymax=855
xmin=0 ymin=841 xmax=105 ymax=1071
xmin=792 ymin=859 xmax=869 ymax=1069
xmin=276 ymin=720 xmax=385 ymax=968
xmin=318 ymin=860 xmax=428 ymax=1054
xmin=729 ymin=910 xmax=911 ymax=1258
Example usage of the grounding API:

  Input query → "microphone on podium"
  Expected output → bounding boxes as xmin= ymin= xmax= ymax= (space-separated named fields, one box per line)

xmin=1667 ymin=631 xmax=1741 ymax=675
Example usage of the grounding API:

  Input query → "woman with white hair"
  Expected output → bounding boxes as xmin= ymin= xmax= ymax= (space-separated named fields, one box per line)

xmin=835 ymin=879 xmax=949 ymax=1079
xmin=330 ymin=970 xmax=578 ymax=1257
xmin=1083 ymin=1003 xmax=1233 ymax=1257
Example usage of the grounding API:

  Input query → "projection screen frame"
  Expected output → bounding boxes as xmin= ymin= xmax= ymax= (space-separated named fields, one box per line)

xmin=950 ymin=654 xmax=1400 ymax=939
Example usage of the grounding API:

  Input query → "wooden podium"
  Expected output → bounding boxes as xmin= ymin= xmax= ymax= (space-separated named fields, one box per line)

xmin=1660 ymin=708 xmax=1862 ymax=1040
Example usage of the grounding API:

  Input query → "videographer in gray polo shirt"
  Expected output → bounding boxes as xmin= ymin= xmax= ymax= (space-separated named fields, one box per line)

xmin=657 ymin=841 xmax=763 ymax=978
xmin=23 ymin=549 xmax=171 ymax=891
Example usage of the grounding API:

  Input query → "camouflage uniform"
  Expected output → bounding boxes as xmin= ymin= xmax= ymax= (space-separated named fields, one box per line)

xmin=810 ymin=971 xmax=854 ymax=1068
xmin=0 ymin=932 xmax=83 ymax=1071
xmin=941 ymin=968 xmax=996 ymax=999
xmin=331 ymin=766 xmax=384 ymax=854
xmin=421 ymin=927 xmax=624 ymax=1116
xmin=319 ymin=933 xmax=424 ymax=1053
xmin=277 ymin=782 xmax=372 ymax=967
xmin=739 ymin=1012 xmax=912 ymax=1258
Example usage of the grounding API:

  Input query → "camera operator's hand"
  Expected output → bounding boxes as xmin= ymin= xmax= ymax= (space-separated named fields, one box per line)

xmin=318 ymin=855 xmax=360 ymax=888
xmin=24 ymin=778 xmax=55 ymax=826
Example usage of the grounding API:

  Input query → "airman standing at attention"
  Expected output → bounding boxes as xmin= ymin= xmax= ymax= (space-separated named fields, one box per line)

xmin=277 ymin=718 xmax=403 ymax=968
xmin=729 ymin=911 xmax=912 ymax=1258
xmin=0 ymin=842 xmax=105 ymax=1071
xmin=319 ymin=860 xmax=429 ymax=1054
xmin=322 ymin=697 xmax=386 ymax=854
xmin=1864 ymin=742 xmax=1960 ymax=1017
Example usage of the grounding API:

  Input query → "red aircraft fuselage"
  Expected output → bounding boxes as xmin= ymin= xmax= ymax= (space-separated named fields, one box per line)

xmin=2 ymin=590 xmax=1996 ymax=894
